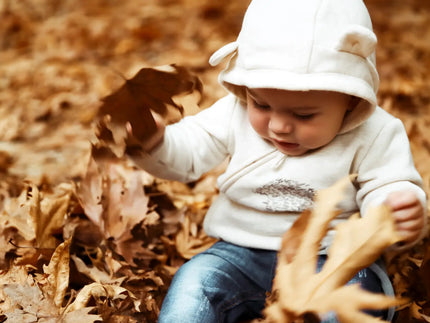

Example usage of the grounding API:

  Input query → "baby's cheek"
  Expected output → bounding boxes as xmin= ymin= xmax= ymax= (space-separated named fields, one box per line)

xmin=248 ymin=115 xmax=268 ymax=137
xmin=299 ymin=126 xmax=333 ymax=149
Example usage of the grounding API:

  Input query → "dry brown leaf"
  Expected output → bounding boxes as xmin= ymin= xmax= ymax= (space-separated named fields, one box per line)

xmin=71 ymin=254 xmax=116 ymax=284
xmin=0 ymin=265 xmax=38 ymax=313
xmin=0 ymin=182 xmax=72 ymax=261
xmin=1 ymin=184 xmax=39 ymax=242
xmin=175 ymin=215 xmax=217 ymax=259
xmin=263 ymin=177 xmax=406 ymax=322
xmin=41 ymin=238 xmax=72 ymax=308
xmin=96 ymin=64 xmax=202 ymax=157
xmin=37 ymin=184 xmax=73 ymax=249
xmin=76 ymin=157 xmax=150 ymax=240
xmin=2 ymin=282 xmax=58 ymax=321
xmin=61 ymin=307 xmax=102 ymax=323
xmin=76 ymin=156 xmax=160 ymax=266
xmin=64 ymin=282 xmax=135 ymax=314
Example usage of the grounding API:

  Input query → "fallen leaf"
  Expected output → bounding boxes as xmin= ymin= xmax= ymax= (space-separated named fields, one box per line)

xmin=77 ymin=157 xmax=151 ymax=241
xmin=65 ymin=282 xmax=133 ymax=314
xmin=2 ymin=282 xmax=58 ymax=320
xmin=37 ymin=184 xmax=73 ymax=249
xmin=61 ymin=307 xmax=102 ymax=323
xmin=41 ymin=238 xmax=72 ymax=307
xmin=175 ymin=215 xmax=217 ymax=259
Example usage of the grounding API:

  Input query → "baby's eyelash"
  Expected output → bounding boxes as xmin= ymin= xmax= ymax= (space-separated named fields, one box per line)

xmin=254 ymin=101 xmax=270 ymax=109
xmin=294 ymin=113 xmax=315 ymax=120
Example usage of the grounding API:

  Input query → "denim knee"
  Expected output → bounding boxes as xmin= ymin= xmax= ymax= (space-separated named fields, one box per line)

xmin=158 ymin=242 xmax=277 ymax=323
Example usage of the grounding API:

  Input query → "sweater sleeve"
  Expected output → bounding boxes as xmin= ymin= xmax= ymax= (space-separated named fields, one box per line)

xmin=127 ymin=95 xmax=236 ymax=182
xmin=355 ymin=117 xmax=427 ymax=246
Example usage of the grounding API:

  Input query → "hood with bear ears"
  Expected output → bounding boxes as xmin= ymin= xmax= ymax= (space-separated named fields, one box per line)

xmin=209 ymin=0 xmax=379 ymax=134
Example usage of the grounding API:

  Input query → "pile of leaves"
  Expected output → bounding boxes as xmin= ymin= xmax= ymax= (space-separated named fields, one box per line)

xmin=0 ymin=0 xmax=429 ymax=322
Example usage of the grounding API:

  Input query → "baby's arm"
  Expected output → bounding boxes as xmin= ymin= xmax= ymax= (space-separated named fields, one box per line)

xmin=125 ymin=95 xmax=235 ymax=182
xmin=355 ymin=114 xmax=427 ymax=248
xmin=384 ymin=191 xmax=426 ymax=244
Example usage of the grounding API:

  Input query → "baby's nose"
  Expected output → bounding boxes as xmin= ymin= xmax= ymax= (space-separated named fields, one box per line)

xmin=269 ymin=116 xmax=293 ymax=134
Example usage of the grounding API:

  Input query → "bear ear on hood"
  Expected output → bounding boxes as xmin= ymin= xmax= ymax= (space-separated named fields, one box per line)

xmin=335 ymin=25 xmax=377 ymax=58
xmin=209 ymin=42 xmax=238 ymax=66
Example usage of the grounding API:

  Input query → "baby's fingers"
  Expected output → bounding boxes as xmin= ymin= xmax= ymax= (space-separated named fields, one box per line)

xmin=385 ymin=191 xmax=419 ymax=211
xmin=396 ymin=224 xmax=423 ymax=243
xmin=395 ymin=214 xmax=424 ymax=232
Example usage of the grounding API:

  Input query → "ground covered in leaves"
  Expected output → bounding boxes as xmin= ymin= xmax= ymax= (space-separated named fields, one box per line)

xmin=0 ymin=0 xmax=429 ymax=322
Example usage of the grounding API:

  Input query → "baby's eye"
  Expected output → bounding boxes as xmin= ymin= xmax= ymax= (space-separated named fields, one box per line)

xmin=254 ymin=101 xmax=271 ymax=110
xmin=294 ymin=113 xmax=315 ymax=120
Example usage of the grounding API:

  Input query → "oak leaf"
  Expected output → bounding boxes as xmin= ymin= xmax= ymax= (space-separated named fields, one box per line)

xmin=263 ymin=176 xmax=407 ymax=323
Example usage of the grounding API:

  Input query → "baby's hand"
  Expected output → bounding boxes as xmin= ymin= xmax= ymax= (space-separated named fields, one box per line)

xmin=384 ymin=191 xmax=425 ymax=244
xmin=126 ymin=111 xmax=166 ymax=153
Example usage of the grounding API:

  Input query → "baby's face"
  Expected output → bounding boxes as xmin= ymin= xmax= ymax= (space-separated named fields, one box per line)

xmin=246 ymin=89 xmax=351 ymax=156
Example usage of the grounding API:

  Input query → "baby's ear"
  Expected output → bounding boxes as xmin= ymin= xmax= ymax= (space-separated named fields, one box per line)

xmin=335 ymin=25 xmax=377 ymax=58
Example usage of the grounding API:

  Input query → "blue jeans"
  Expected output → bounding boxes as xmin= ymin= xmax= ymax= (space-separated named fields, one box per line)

xmin=158 ymin=241 xmax=390 ymax=323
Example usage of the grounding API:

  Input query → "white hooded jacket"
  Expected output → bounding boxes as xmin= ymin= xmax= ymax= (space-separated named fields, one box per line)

xmin=131 ymin=0 xmax=426 ymax=249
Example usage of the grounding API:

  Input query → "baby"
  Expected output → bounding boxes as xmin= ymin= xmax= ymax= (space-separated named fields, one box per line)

xmin=127 ymin=0 xmax=427 ymax=322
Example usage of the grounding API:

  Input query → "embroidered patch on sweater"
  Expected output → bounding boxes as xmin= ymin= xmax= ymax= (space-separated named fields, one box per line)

xmin=254 ymin=179 xmax=315 ymax=212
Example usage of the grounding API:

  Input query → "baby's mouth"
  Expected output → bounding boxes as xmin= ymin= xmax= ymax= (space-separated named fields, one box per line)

xmin=273 ymin=139 xmax=299 ymax=149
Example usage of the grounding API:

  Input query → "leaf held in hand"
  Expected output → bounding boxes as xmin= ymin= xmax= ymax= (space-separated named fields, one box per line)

xmin=97 ymin=64 xmax=202 ymax=156
xmin=263 ymin=176 xmax=407 ymax=323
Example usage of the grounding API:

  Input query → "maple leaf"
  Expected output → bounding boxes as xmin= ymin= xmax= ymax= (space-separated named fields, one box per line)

xmin=0 ymin=183 xmax=72 ymax=250
xmin=96 ymin=64 xmax=202 ymax=157
xmin=262 ymin=176 xmax=407 ymax=323
xmin=2 ymin=283 xmax=58 ymax=322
